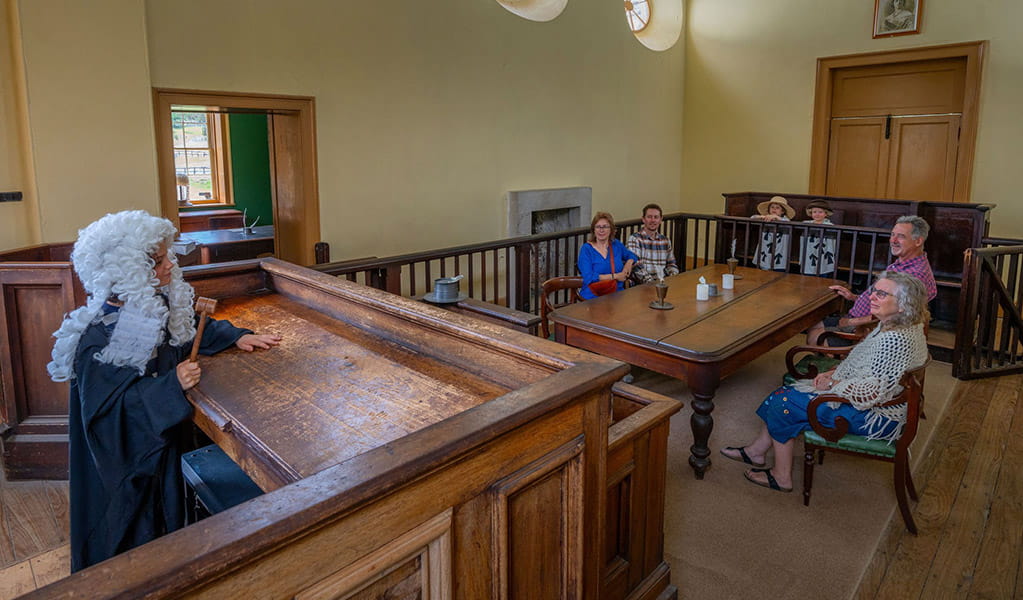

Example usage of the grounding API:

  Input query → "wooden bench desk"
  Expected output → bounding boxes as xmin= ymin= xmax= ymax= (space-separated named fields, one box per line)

xmin=28 ymin=259 xmax=680 ymax=600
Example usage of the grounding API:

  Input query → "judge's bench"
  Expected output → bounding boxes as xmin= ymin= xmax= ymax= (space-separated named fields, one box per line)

xmin=19 ymin=258 xmax=681 ymax=600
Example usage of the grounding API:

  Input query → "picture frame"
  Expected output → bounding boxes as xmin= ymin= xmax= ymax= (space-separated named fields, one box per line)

xmin=873 ymin=0 xmax=921 ymax=38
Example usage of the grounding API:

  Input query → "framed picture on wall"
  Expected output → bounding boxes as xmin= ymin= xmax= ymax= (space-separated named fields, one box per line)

xmin=873 ymin=0 xmax=921 ymax=38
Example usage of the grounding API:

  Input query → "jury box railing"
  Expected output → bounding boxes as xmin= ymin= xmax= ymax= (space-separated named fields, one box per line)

xmin=953 ymin=238 xmax=1023 ymax=379
xmin=312 ymin=214 xmax=897 ymax=316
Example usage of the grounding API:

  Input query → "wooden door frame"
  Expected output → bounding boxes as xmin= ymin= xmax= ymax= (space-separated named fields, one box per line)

xmin=809 ymin=41 xmax=987 ymax=203
xmin=152 ymin=88 xmax=320 ymax=265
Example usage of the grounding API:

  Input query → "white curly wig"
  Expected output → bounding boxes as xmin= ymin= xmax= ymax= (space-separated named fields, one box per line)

xmin=48 ymin=210 xmax=196 ymax=381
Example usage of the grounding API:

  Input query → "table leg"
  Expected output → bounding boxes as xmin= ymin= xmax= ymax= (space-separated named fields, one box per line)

xmin=687 ymin=364 xmax=720 ymax=479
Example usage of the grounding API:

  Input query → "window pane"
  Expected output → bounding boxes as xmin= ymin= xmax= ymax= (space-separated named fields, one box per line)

xmin=189 ymin=174 xmax=213 ymax=201
xmin=174 ymin=150 xmax=188 ymax=172
xmin=187 ymin=150 xmax=211 ymax=174
xmin=184 ymin=120 xmax=209 ymax=148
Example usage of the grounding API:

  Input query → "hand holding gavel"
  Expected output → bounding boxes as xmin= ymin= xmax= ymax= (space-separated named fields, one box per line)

xmin=189 ymin=297 xmax=218 ymax=362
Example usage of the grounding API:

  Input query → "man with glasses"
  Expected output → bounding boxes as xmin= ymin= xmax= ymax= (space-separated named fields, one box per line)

xmin=806 ymin=215 xmax=936 ymax=345
xmin=627 ymin=203 xmax=680 ymax=284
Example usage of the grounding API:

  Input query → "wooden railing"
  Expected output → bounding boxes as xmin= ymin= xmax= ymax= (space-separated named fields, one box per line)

xmin=715 ymin=216 xmax=893 ymax=289
xmin=312 ymin=212 xmax=721 ymax=314
xmin=954 ymin=241 xmax=1023 ymax=379
xmin=312 ymin=214 xmax=906 ymax=321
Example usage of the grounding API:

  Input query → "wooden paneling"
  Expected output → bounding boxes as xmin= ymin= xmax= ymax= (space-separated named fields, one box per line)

xmin=270 ymin=113 xmax=308 ymax=265
xmin=0 ymin=264 xmax=77 ymax=480
xmin=297 ymin=509 xmax=452 ymax=600
xmin=826 ymin=118 xmax=889 ymax=198
xmin=2 ymin=259 xmax=679 ymax=600
xmin=178 ymin=209 xmax=244 ymax=233
xmin=886 ymin=115 xmax=960 ymax=203
xmin=831 ymin=58 xmax=966 ymax=117
xmin=722 ymin=191 xmax=993 ymax=323
xmin=493 ymin=439 xmax=583 ymax=600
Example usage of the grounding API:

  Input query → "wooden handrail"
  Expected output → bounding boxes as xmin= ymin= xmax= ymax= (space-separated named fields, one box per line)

xmin=954 ymin=245 xmax=1023 ymax=379
xmin=306 ymin=213 xmax=918 ymax=331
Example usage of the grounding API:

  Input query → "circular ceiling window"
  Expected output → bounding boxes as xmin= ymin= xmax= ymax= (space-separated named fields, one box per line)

xmin=624 ymin=0 xmax=651 ymax=32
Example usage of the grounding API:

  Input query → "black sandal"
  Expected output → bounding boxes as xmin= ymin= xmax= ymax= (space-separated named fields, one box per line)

xmin=720 ymin=446 xmax=766 ymax=468
xmin=744 ymin=468 xmax=793 ymax=493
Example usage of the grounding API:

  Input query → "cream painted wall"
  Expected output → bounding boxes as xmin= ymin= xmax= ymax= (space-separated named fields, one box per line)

xmin=16 ymin=0 xmax=160 ymax=244
xmin=144 ymin=0 xmax=684 ymax=259
xmin=682 ymin=0 xmax=1023 ymax=238
xmin=0 ymin=0 xmax=30 ymax=248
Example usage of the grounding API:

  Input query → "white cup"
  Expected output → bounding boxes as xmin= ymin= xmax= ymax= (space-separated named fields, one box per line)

xmin=696 ymin=283 xmax=709 ymax=301
xmin=722 ymin=274 xmax=735 ymax=290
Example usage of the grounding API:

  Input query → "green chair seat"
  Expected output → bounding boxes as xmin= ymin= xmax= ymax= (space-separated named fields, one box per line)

xmin=783 ymin=354 xmax=842 ymax=386
xmin=802 ymin=430 xmax=896 ymax=458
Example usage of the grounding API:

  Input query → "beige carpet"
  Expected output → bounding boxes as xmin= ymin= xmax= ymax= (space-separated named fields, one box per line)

xmin=626 ymin=336 xmax=955 ymax=600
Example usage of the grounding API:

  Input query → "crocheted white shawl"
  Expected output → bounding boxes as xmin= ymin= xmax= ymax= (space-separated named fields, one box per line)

xmin=794 ymin=322 xmax=928 ymax=443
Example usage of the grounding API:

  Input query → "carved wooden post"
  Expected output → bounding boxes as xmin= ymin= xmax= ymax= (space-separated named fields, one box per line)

xmin=313 ymin=242 xmax=330 ymax=265
xmin=953 ymin=247 xmax=979 ymax=378
xmin=513 ymin=242 xmax=532 ymax=312
xmin=385 ymin=265 xmax=402 ymax=295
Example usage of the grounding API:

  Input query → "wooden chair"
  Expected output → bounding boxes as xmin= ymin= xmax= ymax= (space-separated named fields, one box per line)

xmin=540 ymin=276 xmax=583 ymax=338
xmin=800 ymin=359 xmax=931 ymax=534
xmin=785 ymin=321 xmax=928 ymax=417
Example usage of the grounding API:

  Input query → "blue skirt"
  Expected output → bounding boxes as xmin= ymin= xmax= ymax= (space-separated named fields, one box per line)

xmin=756 ymin=385 xmax=898 ymax=443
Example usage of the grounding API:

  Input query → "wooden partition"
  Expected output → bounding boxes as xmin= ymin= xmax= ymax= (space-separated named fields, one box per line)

xmin=0 ymin=243 xmax=82 ymax=479
xmin=722 ymin=191 xmax=994 ymax=323
xmin=954 ymin=245 xmax=1023 ymax=379
xmin=26 ymin=259 xmax=680 ymax=600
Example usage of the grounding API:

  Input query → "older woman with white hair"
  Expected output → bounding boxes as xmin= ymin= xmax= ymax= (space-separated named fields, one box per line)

xmin=721 ymin=270 xmax=929 ymax=492
xmin=48 ymin=210 xmax=281 ymax=571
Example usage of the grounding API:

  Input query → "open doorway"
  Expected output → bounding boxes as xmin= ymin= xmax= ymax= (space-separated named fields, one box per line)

xmin=152 ymin=89 xmax=320 ymax=265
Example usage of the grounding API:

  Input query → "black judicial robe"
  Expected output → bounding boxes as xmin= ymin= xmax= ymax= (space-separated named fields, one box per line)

xmin=69 ymin=309 xmax=250 ymax=572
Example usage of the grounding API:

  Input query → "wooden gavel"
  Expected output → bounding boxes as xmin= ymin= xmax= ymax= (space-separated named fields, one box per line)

xmin=189 ymin=297 xmax=218 ymax=362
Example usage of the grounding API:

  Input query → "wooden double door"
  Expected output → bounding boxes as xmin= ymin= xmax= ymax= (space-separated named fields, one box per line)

xmin=812 ymin=42 xmax=986 ymax=204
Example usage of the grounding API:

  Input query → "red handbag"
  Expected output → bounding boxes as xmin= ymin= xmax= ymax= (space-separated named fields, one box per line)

xmin=588 ymin=245 xmax=619 ymax=296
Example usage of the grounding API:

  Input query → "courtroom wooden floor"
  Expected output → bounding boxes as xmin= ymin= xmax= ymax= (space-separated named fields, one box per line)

xmin=1 ymin=372 xmax=1021 ymax=599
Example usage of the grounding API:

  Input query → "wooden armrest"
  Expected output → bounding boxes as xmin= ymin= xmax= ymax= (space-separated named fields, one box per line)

xmin=805 ymin=394 xmax=853 ymax=443
xmin=785 ymin=344 xmax=853 ymax=378
xmin=823 ymin=330 xmax=866 ymax=342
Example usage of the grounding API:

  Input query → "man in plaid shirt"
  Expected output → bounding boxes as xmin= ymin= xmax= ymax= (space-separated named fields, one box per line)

xmin=806 ymin=215 xmax=936 ymax=345
xmin=627 ymin=203 xmax=680 ymax=284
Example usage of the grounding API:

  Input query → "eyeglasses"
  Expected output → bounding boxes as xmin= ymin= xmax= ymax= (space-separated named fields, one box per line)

xmin=594 ymin=225 xmax=611 ymax=230
xmin=868 ymin=286 xmax=893 ymax=299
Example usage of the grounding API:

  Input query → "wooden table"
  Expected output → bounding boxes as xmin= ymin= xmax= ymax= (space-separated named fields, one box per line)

xmin=180 ymin=224 xmax=275 ymax=264
xmin=552 ymin=263 xmax=841 ymax=479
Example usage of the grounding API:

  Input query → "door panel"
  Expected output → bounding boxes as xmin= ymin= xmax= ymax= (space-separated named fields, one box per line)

xmin=825 ymin=118 xmax=889 ymax=197
xmin=886 ymin=115 xmax=960 ymax=202
xmin=270 ymin=113 xmax=306 ymax=265
xmin=831 ymin=58 xmax=966 ymax=117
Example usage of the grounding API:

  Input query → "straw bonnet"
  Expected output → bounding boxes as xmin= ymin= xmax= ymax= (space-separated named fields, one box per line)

xmin=805 ymin=199 xmax=833 ymax=217
xmin=756 ymin=196 xmax=795 ymax=219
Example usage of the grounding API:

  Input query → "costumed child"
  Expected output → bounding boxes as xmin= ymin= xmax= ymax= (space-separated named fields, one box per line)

xmin=800 ymin=199 xmax=837 ymax=277
xmin=47 ymin=210 xmax=281 ymax=572
xmin=750 ymin=195 xmax=794 ymax=271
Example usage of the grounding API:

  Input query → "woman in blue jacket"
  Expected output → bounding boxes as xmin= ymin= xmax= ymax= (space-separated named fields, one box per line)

xmin=578 ymin=211 xmax=638 ymax=300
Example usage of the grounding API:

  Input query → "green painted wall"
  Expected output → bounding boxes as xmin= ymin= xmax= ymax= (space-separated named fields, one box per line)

xmin=227 ymin=113 xmax=273 ymax=226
